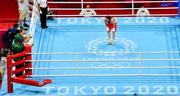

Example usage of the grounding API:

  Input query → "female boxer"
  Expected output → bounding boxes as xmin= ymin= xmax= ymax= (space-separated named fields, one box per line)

xmin=104 ymin=16 xmax=117 ymax=45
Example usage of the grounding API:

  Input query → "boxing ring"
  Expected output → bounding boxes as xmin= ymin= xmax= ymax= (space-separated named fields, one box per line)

xmin=1 ymin=0 xmax=180 ymax=96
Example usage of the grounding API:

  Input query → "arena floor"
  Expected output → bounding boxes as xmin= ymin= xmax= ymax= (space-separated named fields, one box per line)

xmin=1 ymin=17 xmax=180 ymax=96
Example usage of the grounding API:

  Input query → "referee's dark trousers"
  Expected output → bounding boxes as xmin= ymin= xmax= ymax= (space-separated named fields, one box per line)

xmin=40 ymin=7 xmax=47 ymax=27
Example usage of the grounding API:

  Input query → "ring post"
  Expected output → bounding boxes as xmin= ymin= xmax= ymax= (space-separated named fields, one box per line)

xmin=7 ymin=56 xmax=13 ymax=93
xmin=24 ymin=44 xmax=32 ymax=77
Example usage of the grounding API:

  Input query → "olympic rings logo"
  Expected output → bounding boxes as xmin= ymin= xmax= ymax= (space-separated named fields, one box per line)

xmin=85 ymin=37 xmax=138 ymax=56
xmin=84 ymin=37 xmax=138 ymax=69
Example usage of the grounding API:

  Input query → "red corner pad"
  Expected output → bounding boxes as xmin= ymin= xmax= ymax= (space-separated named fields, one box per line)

xmin=12 ymin=78 xmax=52 ymax=87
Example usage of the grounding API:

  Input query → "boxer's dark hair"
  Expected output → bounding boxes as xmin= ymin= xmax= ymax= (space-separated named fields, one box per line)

xmin=106 ymin=16 xmax=112 ymax=20
xmin=106 ymin=16 xmax=112 ymax=23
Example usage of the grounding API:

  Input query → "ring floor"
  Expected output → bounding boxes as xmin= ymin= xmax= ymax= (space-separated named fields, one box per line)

xmin=1 ymin=17 xmax=180 ymax=96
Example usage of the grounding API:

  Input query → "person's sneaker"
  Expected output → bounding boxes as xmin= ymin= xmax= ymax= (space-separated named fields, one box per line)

xmin=20 ymin=26 xmax=27 ymax=30
xmin=23 ymin=23 xmax=29 ymax=27
xmin=45 ymin=26 xmax=48 ymax=28
xmin=107 ymin=42 xmax=111 ymax=45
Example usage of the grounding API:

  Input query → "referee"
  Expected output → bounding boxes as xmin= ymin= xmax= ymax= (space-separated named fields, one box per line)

xmin=37 ymin=0 xmax=48 ymax=29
